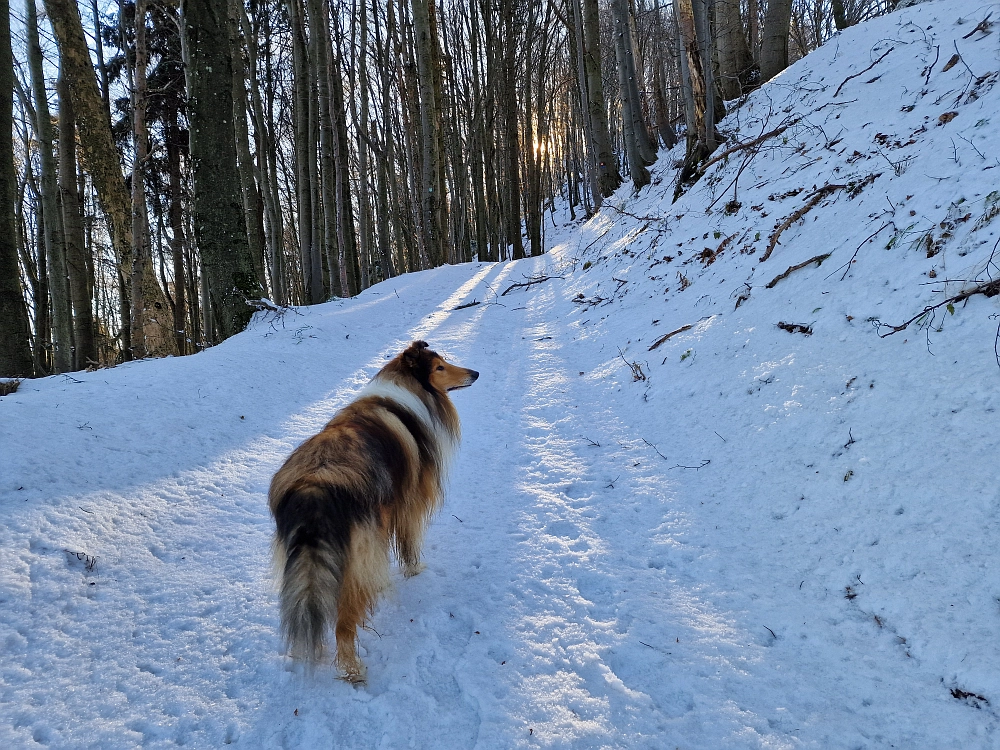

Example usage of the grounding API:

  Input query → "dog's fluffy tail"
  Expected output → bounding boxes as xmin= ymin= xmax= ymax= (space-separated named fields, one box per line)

xmin=272 ymin=484 xmax=351 ymax=665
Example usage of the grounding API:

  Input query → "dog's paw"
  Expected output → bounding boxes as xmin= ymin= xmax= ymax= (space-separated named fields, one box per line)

xmin=402 ymin=562 xmax=426 ymax=578
xmin=340 ymin=667 xmax=367 ymax=685
xmin=338 ymin=659 xmax=368 ymax=684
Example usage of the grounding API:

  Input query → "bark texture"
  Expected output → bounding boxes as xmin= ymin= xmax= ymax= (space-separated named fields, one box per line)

xmin=182 ymin=0 xmax=260 ymax=339
xmin=0 ymin=0 xmax=34 ymax=377
xmin=759 ymin=0 xmax=793 ymax=82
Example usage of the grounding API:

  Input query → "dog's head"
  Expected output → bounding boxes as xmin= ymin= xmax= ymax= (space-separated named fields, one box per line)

xmin=402 ymin=341 xmax=479 ymax=394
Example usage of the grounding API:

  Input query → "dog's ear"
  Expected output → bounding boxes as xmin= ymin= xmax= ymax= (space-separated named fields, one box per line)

xmin=403 ymin=341 xmax=430 ymax=369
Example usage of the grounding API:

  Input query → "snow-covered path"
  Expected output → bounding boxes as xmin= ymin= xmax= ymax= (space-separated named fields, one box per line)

xmin=0 ymin=229 xmax=995 ymax=748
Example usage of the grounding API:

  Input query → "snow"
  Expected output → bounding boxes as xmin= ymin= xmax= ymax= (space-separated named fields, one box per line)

xmin=4 ymin=1 xmax=1000 ymax=746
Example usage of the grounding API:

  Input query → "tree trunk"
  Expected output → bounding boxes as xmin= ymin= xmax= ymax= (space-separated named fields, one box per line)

xmin=373 ymin=0 xmax=396 ymax=278
xmin=241 ymin=0 xmax=284 ymax=303
xmin=44 ymin=0 xmax=136 ymax=359
xmin=230 ymin=0 xmax=267 ymax=294
xmin=580 ymin=0 xmax=622 ymax=200
xmin=652 ymin=61 xmax=677 ymax=148
xmin=286 ymin=0 xmax=320 ymax=303
xmin=411 ymin=0 xmax=448 ymax=267
xmin=57 ymin=69 xmax=96 ymax=369
xmin=716 ymin=0 xmax=758 ymax=98
xmin=832 ymin=0 xmax=849 ymax=31
xmin=330 ymin=34 xmax=358 ymax=294
xmin=674 ymin=0 xmax=721 ymax=177
xmin=131 ymin=0 xmax=175 ymax=358
xmin=500 ymin=0 xmax=524 ymax=260
xmin=182 ymin=0 xmax=260 ymax=340
xmin=0 ymin=0 xmax=34 ymax=377
xmin=166 ymin=117 xmax=188 ymax=355
xmin=694 ymin=0 xmax=720 ymax=151
xmin=355 ymin=0 xmax=373 ymax=287
xmin=305 ymin=0 xmax=342 ymax=297
xmin=747 ymin=0 xmax=760 ymax=61
xmin=759 ymin=0 xmax=793 ymax=82
xmin=28 ymin=0 xmax=73 ymax=372
xmin=611 ymin=0 xmax=652 ymax=190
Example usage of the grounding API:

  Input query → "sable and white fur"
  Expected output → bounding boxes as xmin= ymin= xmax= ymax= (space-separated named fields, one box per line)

xmin=269 ymin=341 xmax=478 ymax=681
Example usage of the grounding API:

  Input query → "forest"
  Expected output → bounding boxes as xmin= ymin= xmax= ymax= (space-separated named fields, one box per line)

xmin=1 ymin=0 xmax=898 ymax=377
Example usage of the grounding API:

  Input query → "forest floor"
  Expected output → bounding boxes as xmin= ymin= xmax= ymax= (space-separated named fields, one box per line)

xmin=4 ymin=1 xmax=1000 ymax=747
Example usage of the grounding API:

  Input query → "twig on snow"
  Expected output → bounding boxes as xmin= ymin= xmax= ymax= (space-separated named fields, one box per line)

xmin=641 ymin=437 xmax=668 ymax=460
xmin=648 ymin=323 xmax=694 ymax=351
xmin=765 ymin=253 xmax=832 ymax=289
xmin=827 ymin=221 xmax=892 ymax=281
xmin=500 ymin=275 xmax=563 ymax=296
xmin=668 ymin=459 xmax=711 ymax=470
xmin=834 ymin=47 xmax=893 ymax=97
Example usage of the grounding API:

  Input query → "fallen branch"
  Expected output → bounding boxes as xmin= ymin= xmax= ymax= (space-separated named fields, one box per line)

xmin=765 ymin=253 xmax=832 ymax=288
xmin=453 ymin=299 xmax=481 ymax=310
xmin=648 ymin=323 xmax=694 ymax=351
xmin=762 ymin=184 xmax=847 ymax=262
xmin=500 ymin=275 xmax=562 ymax=296
xmin=878 ymin=278 xmax=1000 ymax=337
xmin=700 ymin=117 xmax=802 ymax=173
xmin=834 ymin=47 xmax=893 ymax=97
xmin=777 ymin=322 xmax=813 ymax=335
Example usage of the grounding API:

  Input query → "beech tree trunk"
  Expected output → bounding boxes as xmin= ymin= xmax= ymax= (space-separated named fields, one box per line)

xmin=412 ymin=0 xmax=449 ymax=267
xmin=57 ymin=69 xmax=96 ymax=369
xmin=27 ymin=0 xmax=72 ymax=372
xmin=305 ymin=0 xmax=341 ymax=296
xmin=44 ymin=0 xmax=137 ymax=358
xmin=286 ymin=0 xmax=321 ymax=303
xmin=0 ymin=0 xmax=33 ymax=377
xmin=580 ymin=0 xmax=622 ymax=201
xmin=166 ymin=117 xmax=188 ymax=355
xmin=611 ymin=0 xmax=653 ymax=190
xmin=759 ymin=0 xmax=793 ymax=82
xmin=716 ymin=0 xmax=758 ymax=98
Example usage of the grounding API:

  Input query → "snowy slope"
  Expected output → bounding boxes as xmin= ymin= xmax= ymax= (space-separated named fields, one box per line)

xmin=4 ymin=1 xmax=1000 ymax=747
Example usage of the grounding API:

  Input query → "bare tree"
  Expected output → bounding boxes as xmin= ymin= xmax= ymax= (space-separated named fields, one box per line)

xmin=182 ymin=0 xmax=260 ymax=339
xmin=57 ymin=69 xmax=96 ymax=368
xmin=27 ymin=0 xmax=72 ymax=372
xmin=0 ymin=0 xmax=34 ymax=377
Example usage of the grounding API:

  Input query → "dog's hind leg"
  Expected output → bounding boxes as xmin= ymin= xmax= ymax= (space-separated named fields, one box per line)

xmin=392 ymin=507 xmax=428 ymax=578
xmin=335 ymin=522 xmax=390 ymax=682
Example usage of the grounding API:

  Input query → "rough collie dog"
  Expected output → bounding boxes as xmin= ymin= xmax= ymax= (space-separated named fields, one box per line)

xmin=269 ymin=341 xmax=478 ymax=681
